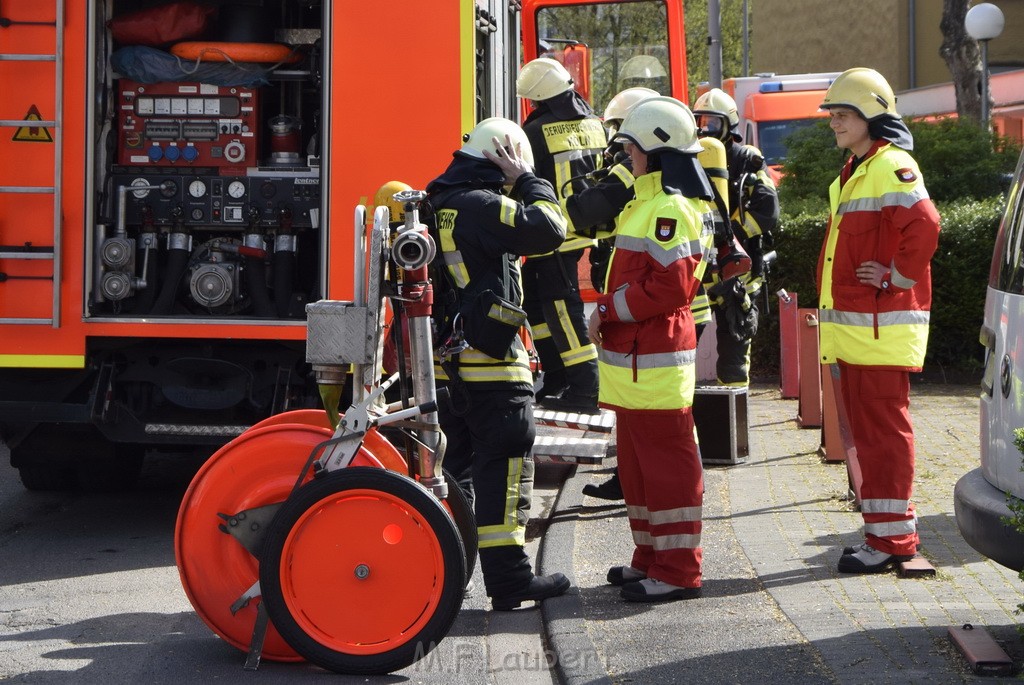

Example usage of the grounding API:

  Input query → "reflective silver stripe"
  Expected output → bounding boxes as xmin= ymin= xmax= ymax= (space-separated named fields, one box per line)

xmin=865 ymin=519 xmax=916 ymax=537
xmin=613 ymin=234 xmax=702 ymax=268
xmin=613 ymin=287 xmax=634 ymax=322
xmin=652 ymin=533 xmax=701 ymax=551
xmin=599 ymin=348 xmax=695 ymax=370
xmin=861 ymin=498 xmax=911 ymax=514
xmin=890 ymin=263 xmax=916 ymax=289
xmin=443 ymin=251 xmax=470 ymax=289
xmin=649 ymin=505 xmax=702 ymax=526
xmin=627 ymin=504 xmax=649 ymax=520
xmin=644 ymin=237 xmax=703 ymax=268
xmin=818 ymin=309 xmax=930 ymax=326
xmin=614 ymin=234 xmax=648 ymax=252
xmin=633 ymin=530 xmax=653 ymax=546
xmin=499 ymin=196 xmax=517 ymax=226
xmin=836 ymin=186 xmax=930 ymax=215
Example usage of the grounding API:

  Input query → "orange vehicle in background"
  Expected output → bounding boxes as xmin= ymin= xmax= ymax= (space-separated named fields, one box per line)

xmin=0 ymin=0 xmax=689 ymax=490
xmin=699 ymin=72 xmax=839 ymax=184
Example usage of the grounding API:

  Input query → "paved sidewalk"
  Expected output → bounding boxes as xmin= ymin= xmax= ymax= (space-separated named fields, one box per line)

xmin=540 ymin=383 xmax=1023 ymax=684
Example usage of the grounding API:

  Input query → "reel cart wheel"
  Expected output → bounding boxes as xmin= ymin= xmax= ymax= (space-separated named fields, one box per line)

xmin=258 ymin=467 xmax=466 ymax=675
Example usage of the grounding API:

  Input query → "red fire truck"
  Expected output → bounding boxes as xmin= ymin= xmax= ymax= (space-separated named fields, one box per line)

xmin=0 ymin=0 xmax=688 ymax=491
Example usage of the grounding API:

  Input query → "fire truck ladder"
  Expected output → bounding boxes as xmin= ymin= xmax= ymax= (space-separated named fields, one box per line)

xmin=0 ymin=0 xmax=64 ymax=326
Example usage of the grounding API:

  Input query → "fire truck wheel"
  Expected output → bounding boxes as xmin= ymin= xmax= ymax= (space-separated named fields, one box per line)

xmin=76 ymin=444 xmax=145 ymax=492
xmin=441 ymin=467 xmax=478 ymax=583
xmin=16 ymin=464 xmax=77 ymax=492
xmin=259 ymin=467 xmax=466 ymax=675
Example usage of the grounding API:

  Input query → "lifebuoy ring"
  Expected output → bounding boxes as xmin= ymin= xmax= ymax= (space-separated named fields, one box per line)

xmin=170 ymin=41 xmax=301 ymax=64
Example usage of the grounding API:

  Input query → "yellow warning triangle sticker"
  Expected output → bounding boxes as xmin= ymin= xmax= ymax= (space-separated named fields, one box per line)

xmin=13 ymin=105 xmax=53 ymax=143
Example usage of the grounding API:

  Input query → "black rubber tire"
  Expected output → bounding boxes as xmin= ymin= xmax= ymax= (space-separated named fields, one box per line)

xmin=259 ymin=467 xmax=466 ymax=675
xmin=442 ymin=467 xmax=478 ymax=582
xmin=17 ymin=463 xmax=76 ymax=491
xmin=76 ymin=444 xmax=145 ymax=492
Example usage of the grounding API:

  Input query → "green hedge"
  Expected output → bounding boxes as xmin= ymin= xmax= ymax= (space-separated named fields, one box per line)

xmin=778 ymin=118 xmax=1020 ymax=204
xmin=752 ymin=196 xmax=1005 ymax=382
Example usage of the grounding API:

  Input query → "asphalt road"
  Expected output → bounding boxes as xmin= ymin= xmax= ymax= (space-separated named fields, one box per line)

xmin=0 ymin=442 xmax=569 ymax=684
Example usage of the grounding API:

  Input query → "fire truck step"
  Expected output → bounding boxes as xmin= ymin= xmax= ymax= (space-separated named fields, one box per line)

xmin=533 ymin=408 xmax=615 ymax=433
xmin=532 ymin=435 xmax=608 ymax=465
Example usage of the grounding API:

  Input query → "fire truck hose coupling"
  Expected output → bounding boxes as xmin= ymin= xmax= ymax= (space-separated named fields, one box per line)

xmin=312 ymin=364 xmax=348 ymax=385
xmin=392 ymin=229 xmax=435 ymax=271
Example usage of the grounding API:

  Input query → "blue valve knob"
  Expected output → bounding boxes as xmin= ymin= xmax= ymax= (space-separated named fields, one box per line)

xmin=182 ymin=146 xmax=199 ymax=162
xmin=147 ymin=145 xmax=163 ymax=162
xmin=164 ymin=146 xmax=181 ymax=162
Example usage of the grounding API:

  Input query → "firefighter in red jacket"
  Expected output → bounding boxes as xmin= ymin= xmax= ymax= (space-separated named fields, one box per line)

xmin=588 ymin=96 xmax=715 ymax=601
xmin=817 ymin=68 xmax=940 ymax=574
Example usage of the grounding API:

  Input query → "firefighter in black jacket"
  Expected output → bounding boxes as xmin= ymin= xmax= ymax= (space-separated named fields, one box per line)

xmin=426 ymin=117 xmax=571 ymax=610
xmin=693 ymin=88 xmax=779 ymax=386
xmin=516 ymin=57 xmax=606 ymax=411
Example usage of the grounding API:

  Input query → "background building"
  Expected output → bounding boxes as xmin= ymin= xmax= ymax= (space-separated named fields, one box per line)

xmin=751 ymin=0 xmax=1024 ymax=90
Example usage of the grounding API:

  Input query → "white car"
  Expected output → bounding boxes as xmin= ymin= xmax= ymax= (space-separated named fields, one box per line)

xmin=955 ymin=148 xmax=1024 ymax=571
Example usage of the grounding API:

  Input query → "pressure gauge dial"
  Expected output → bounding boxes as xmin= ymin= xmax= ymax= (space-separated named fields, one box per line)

xmin=188 ymin=179 xmax=207 ymax=198
xmin=227 ymin=180 xmax=246 ymax=199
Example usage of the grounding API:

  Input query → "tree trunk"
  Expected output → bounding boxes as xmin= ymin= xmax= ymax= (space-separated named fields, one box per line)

xmin=939 ymin=0 xmax=984 ymax=124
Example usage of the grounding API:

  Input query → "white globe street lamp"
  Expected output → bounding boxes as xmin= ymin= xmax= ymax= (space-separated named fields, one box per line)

xmin=965 ymin=2 xmax=1005 ymax=127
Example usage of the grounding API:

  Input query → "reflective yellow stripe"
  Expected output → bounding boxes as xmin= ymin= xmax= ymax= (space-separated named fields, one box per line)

xmin=437 ymin=208 xmax=471 ymax=288
xmin=0 ymin=354 xmax=85 ymax=369
xmin=535 ymin=200 xmax=566 ymax=229
xmin=553 ymin=300 xmax=579 ymax=349
xmin=532 ymin=322 xmax=552 ymax=340
xmin=559 ymin=344 xmax=597 ymax=366
xmin=478 ymin=456 xmax=527 ymax=548
xmin=459 ymin=0 xmax=475 ymax=135
xmin=499 ymin=196 xmax=517 ymax=227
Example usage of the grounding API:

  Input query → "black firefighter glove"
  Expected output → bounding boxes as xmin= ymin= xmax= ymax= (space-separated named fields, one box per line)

xmin=708 ymin=276 xmax=758 ymax=343
xmin=589 ymin=240 xmax=613 ymax=293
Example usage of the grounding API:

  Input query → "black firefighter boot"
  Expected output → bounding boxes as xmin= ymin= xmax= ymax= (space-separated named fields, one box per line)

xmin=583 ymin=470 xmax=623 ymax=501
xmin=482 ymin=546 xmax=571 ymax=610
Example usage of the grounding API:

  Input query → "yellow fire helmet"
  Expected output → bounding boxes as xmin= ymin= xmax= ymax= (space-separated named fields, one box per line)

xmin=516 ymin=57 xmax=574 ymax=102
xmin=614 ymin=96 xmax=702 ymax=155
xmin=374 ymin=180 xmax=412 ymax=225
xmin=820 ymin=67 xmax=899 ymax=121
xmin=693 ymin=88 xmax=740 ymax=127
xmin=460 ymin=117 xmax=535 ymax=167
xmin=603 ymin=86 xmax=660 ymax=127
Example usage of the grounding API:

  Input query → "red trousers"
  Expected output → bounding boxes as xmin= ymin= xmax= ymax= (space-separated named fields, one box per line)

xmin=615 ymin=408 xmax=703 ymax=588
xmin=840 ymin=364 xmax=918 ymax=556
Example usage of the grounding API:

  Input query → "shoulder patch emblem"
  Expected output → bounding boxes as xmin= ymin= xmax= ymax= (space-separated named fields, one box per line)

xmin=655 ymin=217 xmax=677 ymax=242
xmin=895 ymin=167 xmax=917 ymax=183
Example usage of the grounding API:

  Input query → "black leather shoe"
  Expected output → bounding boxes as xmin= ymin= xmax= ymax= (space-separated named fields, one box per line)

xmin=606 ymin=565 xmax=646 ymax=586
xmin=540 ymin=391 xmax=599 ymax=414
xmin=491 ymin=572 xmax=571 ymax=611
xmin=583 ymin=474 xmax=623 ymax=501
